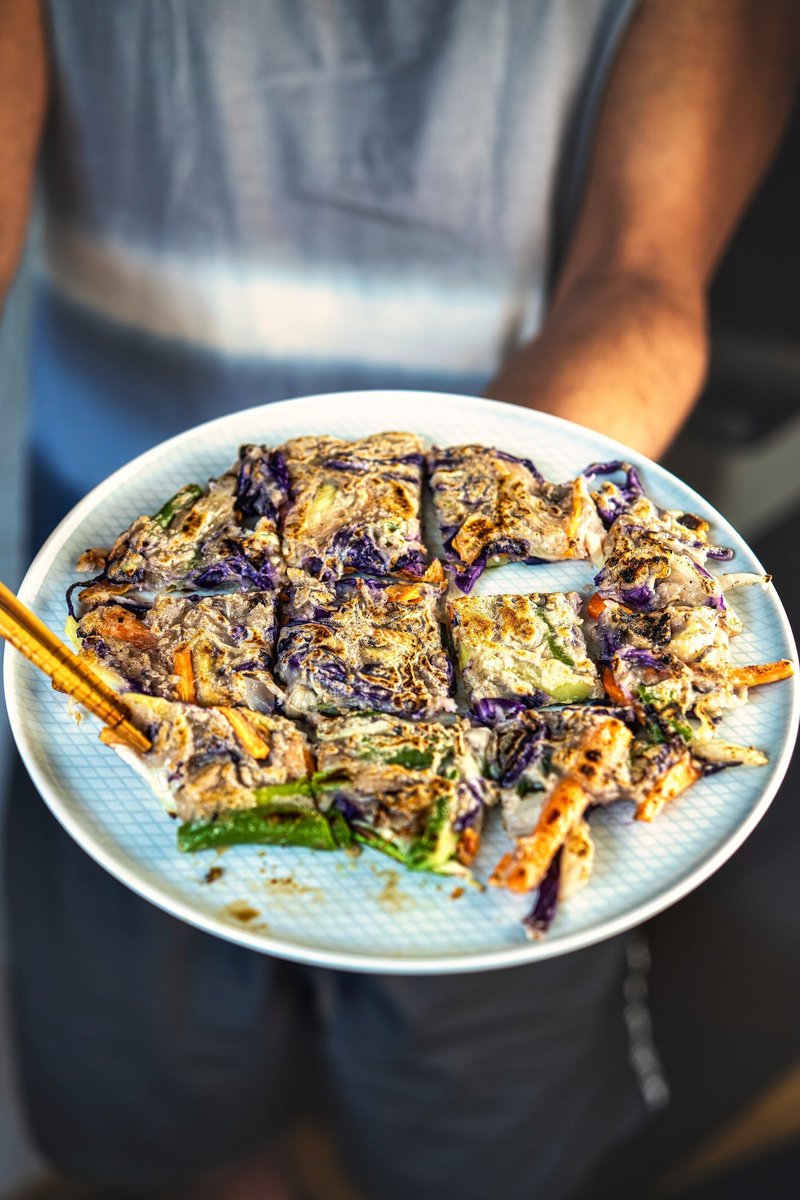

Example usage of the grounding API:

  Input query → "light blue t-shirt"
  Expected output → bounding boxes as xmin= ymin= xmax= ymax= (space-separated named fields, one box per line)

xmin=31 ymin=0 xmax=635 ymax=544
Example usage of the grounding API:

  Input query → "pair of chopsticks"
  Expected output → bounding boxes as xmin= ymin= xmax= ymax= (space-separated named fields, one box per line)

xmin=0 ymin=580 xmax=151 ymax=754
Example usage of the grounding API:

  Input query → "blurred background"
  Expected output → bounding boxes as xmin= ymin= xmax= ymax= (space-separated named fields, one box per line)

xmin=0 ymin=49 xmax=798 ymax=1200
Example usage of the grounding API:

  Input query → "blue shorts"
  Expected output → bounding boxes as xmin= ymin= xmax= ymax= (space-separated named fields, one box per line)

xmin=5 ymin=756 xmax=647 ymax=1199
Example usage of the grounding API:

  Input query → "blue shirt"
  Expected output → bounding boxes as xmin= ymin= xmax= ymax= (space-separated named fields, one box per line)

xmin=30 ymin=0 xmax=635 ymax=544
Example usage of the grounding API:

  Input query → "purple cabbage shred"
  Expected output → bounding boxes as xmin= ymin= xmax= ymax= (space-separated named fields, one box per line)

xmin=619 ymin=647 xmax=667 ymax=671
xmin=235 ymin=446 xmax=288 ymax=522
xmin=473 ymin=696 xmax=547 ymax=725
xmin=493 ymin=448 xmax=544 ymax=483
xmin=192 ymin=554 xmax=277 ymax=591
xmin=523 ymin=849 xmax=562 ymax=937
xmin=498 ymin=724 xmax=547 ymax=787
xmin=582 ymin=461 xmax=644 ymax=525
xmin=454 ymin=555 xmax=487 ymax=593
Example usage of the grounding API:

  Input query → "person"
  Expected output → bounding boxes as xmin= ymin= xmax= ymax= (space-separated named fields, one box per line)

xmin=2 ymin=2 xmax=798 ymax=1197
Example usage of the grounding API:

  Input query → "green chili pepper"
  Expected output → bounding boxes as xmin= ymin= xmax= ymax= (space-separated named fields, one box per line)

xmin=385 ymin=747 xmax=435 ymax=770
xmin=152 ymin=484 xmax=204 ymax=529
xmin=352 ymin=828 xmax=411 ymax=865
xmin=406 ymin=795 xmax=454 ymax=870
xmin=546 ymin=636 xmax=576 ymax=668
xmin=253 ymin=780 xmax=314 ymax=805
xmin=177 ymin=809 xmax=339 ymax=853
xmin=328 ymin=809 xmax=354 ymax=849
xmin=309 ymin=771 xmax=349 ymax=795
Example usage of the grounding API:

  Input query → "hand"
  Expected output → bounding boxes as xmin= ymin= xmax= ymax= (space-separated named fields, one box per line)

xmin=487 ymin=0 xmax=800 ymax=462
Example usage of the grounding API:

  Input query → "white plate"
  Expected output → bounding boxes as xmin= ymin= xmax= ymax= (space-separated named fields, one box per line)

xmin=5 ymin=391 xmax=799 ymax=973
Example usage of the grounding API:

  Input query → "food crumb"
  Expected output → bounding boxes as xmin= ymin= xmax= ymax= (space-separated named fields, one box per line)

xmin=375 ymin=870 xmax=414 ymax=913
xmin=265 ymin=876 xmax=323 ymax=900
xmin=204 ymin=866 xmax=224 ymax=884
xmin=224 ymin=900 xmax=260 ymax=924
xmin=450 ymin=886 xmax=465 ymax=901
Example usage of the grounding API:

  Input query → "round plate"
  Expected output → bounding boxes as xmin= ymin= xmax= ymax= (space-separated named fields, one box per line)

xmin=5 ymin=391 xmax=798 ymax=973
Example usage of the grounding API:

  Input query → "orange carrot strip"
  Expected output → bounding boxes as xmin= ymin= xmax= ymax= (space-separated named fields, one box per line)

xmin=172 ymin=646 xmax=197 ymax=703
xmin=95 ymin=605 xmax=157 ymax=650
xmin=490 ymin=718 xmax=632 ymax=893
xmin=387 ymin=583 xmax=424 ymax=603
xmin=456 ymin=827 xmax=480 ymax=867
xmin=423 ymin=560 xmax=445 ymax=586
xmin=490 ymin=776 xmax=589 ymax=893
xmin=217 ymin=706 xmax=271 ymax=760
xmin=587 ymin=593 xmax=606 ymax=619
xmin=729 ymin=659 xmax=794 ymax=689
xmin=635 ymin=753 xmax=702 ymax=822
xmin=602 ymin=665 xmax=629 ymax=705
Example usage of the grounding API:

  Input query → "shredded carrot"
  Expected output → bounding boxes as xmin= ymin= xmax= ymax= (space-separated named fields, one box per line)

xmin=729 ymin=659 xmax=794 ymax=689
xmin=490 ymin=776 xmax=589 ymax=893
xmin=456 ymin=827 xmax=480 ymax=867
xmin=587 ymin=593 xmax=606 ymax=619
xmin=491 ymin=718 xmax=632 ymax=893
xmin=423 ymin=560 xmax=445 ymax=586
xmin=217 ymin=706 xmax=271 ymax=760
xmin=602 ymin=666 xmax=629 ymax=705
xmin=635 ymin=753 xmax=702 ymax=822
xmin=172 ymin=646 xmax=197 ymax=703
xmin=96 ymin=606 xmax=157 ymax=649
xmin=388 ymin=583 xmax=424 ymax=603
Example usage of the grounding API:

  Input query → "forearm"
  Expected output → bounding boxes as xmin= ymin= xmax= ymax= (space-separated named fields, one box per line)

xmin=0 ymin=0 xmax=48 ymax=305
xmin=488 ymin=0 xmax=800 ymax=464
xmin=486 ymin=270 xmax=708 ymax=460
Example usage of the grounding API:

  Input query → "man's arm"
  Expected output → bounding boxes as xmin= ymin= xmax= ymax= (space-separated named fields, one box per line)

xmin=0 ymin=0 xmax=48 ymax=304
xmin=487 ymin=0 xmax=800 ymax=460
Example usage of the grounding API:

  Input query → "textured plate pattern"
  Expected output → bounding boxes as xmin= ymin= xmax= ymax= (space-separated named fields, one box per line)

xmin=5 ymin=392 xmax=799 ymax=973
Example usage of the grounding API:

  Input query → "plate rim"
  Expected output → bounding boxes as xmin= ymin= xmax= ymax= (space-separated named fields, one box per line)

xmin=5 ymin=389 xmax=799 ymax=974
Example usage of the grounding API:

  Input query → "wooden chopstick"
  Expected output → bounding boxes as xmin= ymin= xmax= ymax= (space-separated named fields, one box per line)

xmin=0 ymin=581 xmax=151 ymax=754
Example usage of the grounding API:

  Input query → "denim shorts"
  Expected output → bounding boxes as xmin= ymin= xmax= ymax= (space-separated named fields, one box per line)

xmin=5 ymin=755 xmax=647 ymax=1199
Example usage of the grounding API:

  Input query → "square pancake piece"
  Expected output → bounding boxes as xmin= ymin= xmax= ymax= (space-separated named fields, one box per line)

xmin=277 ymin=564 xmax=455 ymax=721
xmin=428 ymin=444 xmax=603 ymax=590
xmin=280 ymin=431 xmax=427 ymax=579
xmin=448 ymin=591 xmax=601 ymax=714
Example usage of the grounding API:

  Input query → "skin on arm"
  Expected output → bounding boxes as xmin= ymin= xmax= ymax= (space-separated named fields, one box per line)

xmin=487 ymin=0 xmax=800 ymax=460
xmin=0 ymin=0 xmax=48 ymax=307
